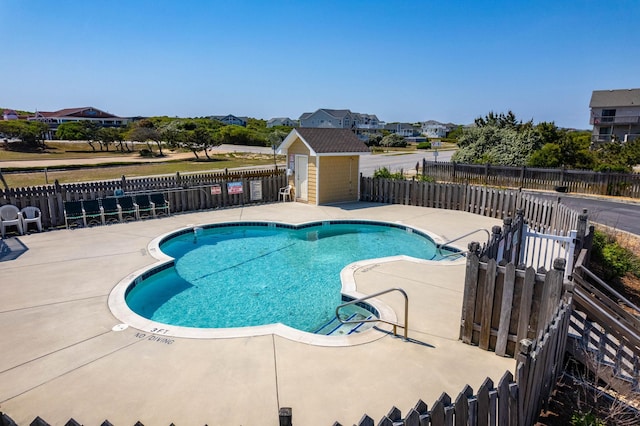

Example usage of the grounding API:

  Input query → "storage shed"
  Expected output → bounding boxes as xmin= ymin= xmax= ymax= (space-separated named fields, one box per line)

xmin=277 ymin=128 xmax=370 ymax=205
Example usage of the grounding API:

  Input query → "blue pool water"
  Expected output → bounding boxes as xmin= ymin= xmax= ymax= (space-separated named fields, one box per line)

xmin=125 ymin=221 xmax=458 ymax=332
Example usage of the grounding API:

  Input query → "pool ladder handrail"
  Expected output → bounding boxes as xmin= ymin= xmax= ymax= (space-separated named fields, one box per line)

xmin=336 ymin=288 xmax=409 ymax=340
xmin=436 ymin=228 xmax=490 ymax=255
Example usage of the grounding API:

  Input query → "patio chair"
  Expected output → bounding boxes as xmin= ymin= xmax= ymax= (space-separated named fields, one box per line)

xmin=150 ymin=193 xmax=170 ymax=217
xmin=279 ymin=185 xmax=292 ymax=202
xmin=0 ymin=204 xmax=24 ymax=238
xmin=100 ymin=197 xmax=122 ymax=224
xmin=134 ymin=194 xmax=155 ymax=219
xmin=64 ymin=201 xmax=86 ymax=229
xmin=20 ymin=206 xmax=43 ymax=233
xmin=82 ymin=199 xmax=105 ymax=226
xmin=117 ymin=196 xmax=138 ymax=221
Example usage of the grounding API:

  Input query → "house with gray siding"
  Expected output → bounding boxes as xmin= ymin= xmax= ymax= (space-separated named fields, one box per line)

xmin=590 ymin=88 xmax=640 ymax=143
xmin=299 ymin=109 xmax=382 ymax=130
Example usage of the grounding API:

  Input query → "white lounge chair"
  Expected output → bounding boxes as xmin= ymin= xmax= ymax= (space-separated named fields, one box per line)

xmin=20 ymin=206 xmax=43 ymax=233
xmin=279 ymin=185 xmax=292 ymax=202
xmin=0 ymin=204 xmax=24 ymax=237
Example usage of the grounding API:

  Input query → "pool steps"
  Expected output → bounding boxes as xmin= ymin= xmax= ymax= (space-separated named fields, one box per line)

xmin=313 ymin=313 xmax=374 ymax=336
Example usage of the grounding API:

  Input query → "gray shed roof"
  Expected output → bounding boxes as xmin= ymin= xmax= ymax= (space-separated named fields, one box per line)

xmin=590 ymin=89 xmax=640 ymax=108
xmin=278 ymin=128 xmax=370 ymax=156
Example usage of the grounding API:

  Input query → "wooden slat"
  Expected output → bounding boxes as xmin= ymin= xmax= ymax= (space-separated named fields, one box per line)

xmin=479 ymin=259 xmax=497 ymax=350
xmin=495 ymin=263 xmax=516 ymax=356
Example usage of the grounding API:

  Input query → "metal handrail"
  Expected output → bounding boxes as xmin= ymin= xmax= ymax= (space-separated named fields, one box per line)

xmin=336 ymin=288 xmax=409 ymax=340
xmin=436 ymin=228 xmax=490 ymax=254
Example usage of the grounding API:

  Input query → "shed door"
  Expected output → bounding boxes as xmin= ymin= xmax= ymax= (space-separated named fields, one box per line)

xmin=295 ymin=155 xmax=308 ymax=201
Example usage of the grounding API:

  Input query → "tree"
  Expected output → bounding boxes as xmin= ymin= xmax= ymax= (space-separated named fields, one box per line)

xmin=453 ymin=124 xmax=543 ymax=166
xmin=97 ymin=127 xmax=126 ymax=152
xmin=380 ymin=133 xmax=407 ymax=147
xmin=184 ymin=127 xmax=217 ymax=159
xmin=0 ymin=120 xmax=49 ymax=149
xmin=474 ymin=110 xmax=531 ymax=130
xmin=127 ymin=126 xmax=162 ymax=155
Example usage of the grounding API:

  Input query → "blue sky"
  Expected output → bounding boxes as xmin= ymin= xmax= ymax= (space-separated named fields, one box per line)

xmin=1 ymin=0 xmax=639 ymax=129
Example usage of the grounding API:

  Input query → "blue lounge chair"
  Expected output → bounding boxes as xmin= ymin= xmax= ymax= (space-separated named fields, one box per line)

xmin=82 ymin=199 xmax=104 ymax=226
xmin=64 ymin=201 xmax=86 ymax=228
xmin=150 ymin=193 xmax=170 ymax=217
xmin=135 ymin=194 xmax=154 ymax=219
xmin=100 ymin=197 xmax=121 ymax=223
xmin=117 ymin=196 xmax=138 ymax=221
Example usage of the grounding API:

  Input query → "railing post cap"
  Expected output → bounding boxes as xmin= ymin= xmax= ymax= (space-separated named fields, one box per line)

xmin=553 ymin=258 xmax=566 ymax=271
xmin=519 ymin=339 xmax=533 ymax=354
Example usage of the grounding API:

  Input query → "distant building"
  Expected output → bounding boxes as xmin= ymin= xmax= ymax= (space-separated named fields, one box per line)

xmin=299 ymin=108 xmax=382 ymax=130
xmin=421 ymin=121 xmax=451 ymax=138
xmin=384 ymin=122 xmax=419 ymax=137
xmin=209 ymin=114 xmax=247 ymax=127
xmin=3 ymin=109 xmax=19 ymax=120
xmin=266 ymin=117 xmax=298 ymax=128
xmin=589 ymin=88 xmax=640 ymax=143
xmin=27 ymin=106 xmax=128 ymax=139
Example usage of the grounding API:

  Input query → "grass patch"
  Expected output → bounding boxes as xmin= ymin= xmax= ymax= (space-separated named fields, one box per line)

xmin=3 ymin=156 xmax=277 ymax=187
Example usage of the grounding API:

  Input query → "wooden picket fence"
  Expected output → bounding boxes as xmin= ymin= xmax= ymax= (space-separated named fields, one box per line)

xmin=0 ymin=168 xmax=286 ymax=228
xmin=568 ymin=249 xmax=640 ymax=395
xmin=421 ymin=160 xmax=640 ymax=199
xmin=332 ymin=299 xmax=573 ymax=426
xmin=359 ymin=176 xmax=586 ymax=235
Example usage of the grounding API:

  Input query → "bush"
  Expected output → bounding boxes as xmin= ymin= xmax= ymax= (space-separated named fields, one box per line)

xmin=417 ymin=142 xmax=431 ymax=150
xmin=416 ymin=174 xmax=435 ymax=182
xmin=591 ymin=230 xmax=640 ymax=280
xmin=373 ymin=167 xmax=404 ymax=180
xmin=139 ymin=149 xmax=153 ymax=157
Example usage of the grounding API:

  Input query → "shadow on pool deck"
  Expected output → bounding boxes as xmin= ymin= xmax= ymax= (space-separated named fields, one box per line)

xmin=0 ymin=236 xmax=28 ymax=261
xmin=0 ymin=202 xmax=515 ymax=426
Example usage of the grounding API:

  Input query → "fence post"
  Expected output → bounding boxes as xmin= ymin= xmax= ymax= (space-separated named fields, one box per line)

xmin=575 ymin=209 xmax=588 ymax=253
xmin=279 ymin=407 xmax=292 ymax=426
xmin=484 ymin=163 xmax=490 ymax=185
xmin=503 ymin=217 xmax=513 ymax=262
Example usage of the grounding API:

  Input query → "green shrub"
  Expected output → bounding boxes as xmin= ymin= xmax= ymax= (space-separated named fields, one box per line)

xmin=591 ymin=230 xmax=640 ymax=280
xmin=416 ymin=174 xmax=435 ymax=182
xmin=373 ymin=167 xmax=404 ymax=180
xmin=417 ymin=142 xmax=431 ymax=150
xmin=571 ymin=411 xmax=604 ymax=426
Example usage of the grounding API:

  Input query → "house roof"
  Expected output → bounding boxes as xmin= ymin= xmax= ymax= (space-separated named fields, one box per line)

xmin=590 ymin=89 xmax=640 ymax=108
xmin=299 ymin=108 xmax=352 ymax=120
xmin=33 ymin=107 xmax=122 ymax=119
xmin=278 ymin=128 xmax=370 ymax=156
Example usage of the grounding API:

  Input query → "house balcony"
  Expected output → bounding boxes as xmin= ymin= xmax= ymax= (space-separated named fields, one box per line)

xmin=590 ymin=114 xmax=640 ymax=125
xmin=592 ymin=133 xmax=640 ymax=143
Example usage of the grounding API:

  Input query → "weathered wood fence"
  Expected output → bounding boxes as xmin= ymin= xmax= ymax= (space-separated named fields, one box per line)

xmin=360 ymin=176 xmax=585 ymax=235
xmin=460 ymin=251 xmax=568 ymax=358
xmin=568 ymin=249 xmax=640 ymax=395
xmin=421 ymin=160 xmax=640 ymax=199
xmin=332 ymin=298 xmax=573 ymax=426
xmin=0 ymin=168 xmax=286 ymax=228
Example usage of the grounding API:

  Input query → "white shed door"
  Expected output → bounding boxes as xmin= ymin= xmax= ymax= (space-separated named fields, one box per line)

xmin=295 ymin=155 xmax=308 ymax=201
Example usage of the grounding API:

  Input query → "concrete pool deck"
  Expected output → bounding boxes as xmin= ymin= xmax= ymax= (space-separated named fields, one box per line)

xmin=0 ymin=202 xmax=514 ymax=425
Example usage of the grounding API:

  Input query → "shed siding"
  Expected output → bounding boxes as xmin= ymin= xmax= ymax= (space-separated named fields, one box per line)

xmin=308 ymin=157 xmax=317 ymax=204
xmin=317 ymin=156 xmax=360 ymax=204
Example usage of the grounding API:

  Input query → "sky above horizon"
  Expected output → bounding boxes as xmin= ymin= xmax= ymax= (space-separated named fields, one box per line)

xmin=1 ymin=1 xmax=639 ymax=129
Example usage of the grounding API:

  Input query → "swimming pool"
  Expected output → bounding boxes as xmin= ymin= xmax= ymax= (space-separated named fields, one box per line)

xmin=112 ymin=220 xmax=462 ymax=341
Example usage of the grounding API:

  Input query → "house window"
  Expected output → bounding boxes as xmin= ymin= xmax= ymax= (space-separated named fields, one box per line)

xmin=599 ymin=127 xmax=612 ymax=137
xmin=601 ymin=109 xmax=616 ymax=123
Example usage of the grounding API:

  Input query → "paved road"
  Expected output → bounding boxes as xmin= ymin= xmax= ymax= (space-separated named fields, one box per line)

xmin=359 ymin=149 xmax=455 ymax=176
xmin=527 ymin=191 xmax=640 ymax=235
